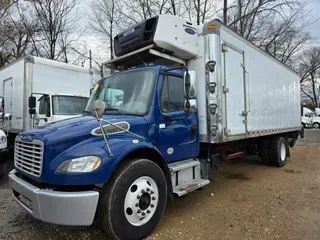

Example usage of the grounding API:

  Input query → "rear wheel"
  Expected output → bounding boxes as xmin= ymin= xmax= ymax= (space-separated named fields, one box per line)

xmin=270 ymin=137 xmax=287 ymax=167
xmin=99 ymin=159 xmax=167 ymax=240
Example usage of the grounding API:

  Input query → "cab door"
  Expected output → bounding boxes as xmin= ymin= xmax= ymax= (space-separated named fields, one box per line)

xmin=37 ymin=95 xmax=51 ymax=126
xmin=156 ymin=74 xmax=199 ymax=163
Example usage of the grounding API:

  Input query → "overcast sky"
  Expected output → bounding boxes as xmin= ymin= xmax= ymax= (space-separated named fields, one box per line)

xmin=308 ymin=1 xmax=320 ymax=39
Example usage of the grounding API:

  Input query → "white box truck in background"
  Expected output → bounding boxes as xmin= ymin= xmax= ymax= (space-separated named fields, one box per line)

xmin=0 ymin=55 xmax=93 ymax=176
xmin=302 ymin=107 xmax=320 ymax=128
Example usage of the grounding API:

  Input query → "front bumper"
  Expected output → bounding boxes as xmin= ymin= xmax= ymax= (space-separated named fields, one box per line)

xmin=9 ymin=170 xmax=99 ymax=226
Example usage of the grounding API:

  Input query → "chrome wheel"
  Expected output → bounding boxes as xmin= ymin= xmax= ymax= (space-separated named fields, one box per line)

xmin=280 ymin=142 xmax=286 ymax=161
xmin=124 ymin=176 xmax=159 ymax=226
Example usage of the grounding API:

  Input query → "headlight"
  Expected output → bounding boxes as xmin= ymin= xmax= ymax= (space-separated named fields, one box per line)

xmin=0 ymin=136 xmax=6 ymax=144
xmin=56 ymin=156 xmax=101 ymax=173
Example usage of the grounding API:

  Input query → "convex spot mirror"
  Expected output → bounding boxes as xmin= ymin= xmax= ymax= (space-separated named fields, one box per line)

xmin=92 ymin=100 xmax=105 ymax=119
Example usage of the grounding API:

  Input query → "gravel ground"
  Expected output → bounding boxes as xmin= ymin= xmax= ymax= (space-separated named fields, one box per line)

xmin=0 ymin=129 xmax=319 ymax=240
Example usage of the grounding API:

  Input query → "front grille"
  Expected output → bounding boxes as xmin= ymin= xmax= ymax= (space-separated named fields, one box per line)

xmin=14 ymin=138 xmax=44 ymax=177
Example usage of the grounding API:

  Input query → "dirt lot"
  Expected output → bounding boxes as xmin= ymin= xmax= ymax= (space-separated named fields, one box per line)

xmin=1 ymin=130 xmax=320 ymax=240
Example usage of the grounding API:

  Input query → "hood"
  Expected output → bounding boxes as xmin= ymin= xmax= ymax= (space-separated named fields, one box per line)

xmin=18 ymin=115 xmax=148 ymax=165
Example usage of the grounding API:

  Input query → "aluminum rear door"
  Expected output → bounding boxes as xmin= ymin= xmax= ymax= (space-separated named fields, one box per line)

xmin=223 ymin=44 xmax=246 ymax=136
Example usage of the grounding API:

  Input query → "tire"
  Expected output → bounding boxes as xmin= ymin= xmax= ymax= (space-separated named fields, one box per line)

xmin=0 ymin=162 xmax=6 ymax=178
xmin=99 ymin=159 xmax=167 ymax=240
xmin=258 ymin=138 xmax=271 ymax=165
xmin=270 ymin=137 xmax=287 ymax=167
xmin=313 ymin=122 xmax=320 ymax=129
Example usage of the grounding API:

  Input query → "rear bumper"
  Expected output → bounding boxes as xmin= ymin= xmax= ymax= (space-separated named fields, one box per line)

xmin=9 ymin=169 xmax=99 ymax=226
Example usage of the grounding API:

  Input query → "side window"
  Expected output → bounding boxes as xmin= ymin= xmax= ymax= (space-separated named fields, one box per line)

xmin=161 ymin=75 xmax=184 ymax=113
xmin=39 ymin=96 xmax=50 ymax=115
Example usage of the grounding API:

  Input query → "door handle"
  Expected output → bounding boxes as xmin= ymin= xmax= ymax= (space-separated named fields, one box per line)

xmin=240 ymin=111 xmax=247 ymax=117
xmin=191 ymin=125 xmax=197 ymax=140
xmin=163 ymin=114 xmax=188 ymax=122
xmin=164 ymin=115 xmax=173 ymax=122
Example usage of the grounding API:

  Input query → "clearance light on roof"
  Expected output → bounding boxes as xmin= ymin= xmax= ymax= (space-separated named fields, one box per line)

xmin=208 ymin=24 xmax=217 ymax=30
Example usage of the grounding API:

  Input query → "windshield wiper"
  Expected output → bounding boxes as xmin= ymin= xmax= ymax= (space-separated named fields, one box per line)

xmin=104 ymin=107 xmax=125 ymax=115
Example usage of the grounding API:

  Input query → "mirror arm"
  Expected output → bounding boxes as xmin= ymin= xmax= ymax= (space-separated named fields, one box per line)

xmin=95 ymin=110 xmax=113 ymax=157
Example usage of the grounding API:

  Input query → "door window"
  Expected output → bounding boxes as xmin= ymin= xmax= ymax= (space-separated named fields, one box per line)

xmin=160 ymin=75 xmax=184 ymax=113
xmin=38 ymin=96 xmax=50 ymax=115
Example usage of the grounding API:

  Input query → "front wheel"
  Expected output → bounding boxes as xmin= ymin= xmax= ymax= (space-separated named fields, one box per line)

xmin=99 ymin=159 xmax=167 ymax=240
xmin=313 ymin=122 xmax=320 ymax=129
xmin=0 ymin=162 xmax=6 ymax=178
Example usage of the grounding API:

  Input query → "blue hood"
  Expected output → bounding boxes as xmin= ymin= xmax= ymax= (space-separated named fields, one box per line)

xmin=20 ymin=115 xmax=148 ymax=151
xmin=17 ymin=115 xmax=150 ymax=184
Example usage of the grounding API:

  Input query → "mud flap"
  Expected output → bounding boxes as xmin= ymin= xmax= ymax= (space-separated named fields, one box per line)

xmin=299 ymin=125 xmax=304 ymax=139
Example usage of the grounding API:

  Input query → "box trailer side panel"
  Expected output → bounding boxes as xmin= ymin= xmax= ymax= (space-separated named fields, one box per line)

xmin=0 ymin=58 xmax=25 ymax=132
xmin=22 ymin=58 xmax=92 ymax=131
xmin=31 ymin=57 xmax=92 ymax=96
xmin=219 ymin=27 xmax=300 ymax=139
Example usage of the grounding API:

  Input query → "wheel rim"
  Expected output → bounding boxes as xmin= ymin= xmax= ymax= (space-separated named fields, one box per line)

xmin=280 ymin=143 xmax=286 ymax=161
xmin=124 ymin=176 xmax=159 ymax=226
xmin=314 ymin=123 xmax=319 ymax=128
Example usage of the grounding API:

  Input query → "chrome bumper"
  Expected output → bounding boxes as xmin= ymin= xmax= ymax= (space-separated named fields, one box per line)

xmin=9 ymin=169 xmax=99 ymax=226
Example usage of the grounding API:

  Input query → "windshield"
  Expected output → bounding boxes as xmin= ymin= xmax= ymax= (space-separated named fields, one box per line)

xmin=85 ymin=68 xmax=155 ymax=115
xmin=53 ymin=96 xmax=89 ymax=115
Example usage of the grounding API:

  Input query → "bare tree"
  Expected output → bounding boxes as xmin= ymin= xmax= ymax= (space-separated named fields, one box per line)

xmin=299 ymin=46 xmax=320 ymax=106
xmin=28 ymin=0 xmax=79 ymax=62
xmin=89 ymin=0 xmax=121 ymax=60
xmin=227 ymin=0 xmax=313 ymax=64
xmin=0 ymin=1 xmax=37 ymax=67
xmin=0 ymin=0 xmax=16 ymax=21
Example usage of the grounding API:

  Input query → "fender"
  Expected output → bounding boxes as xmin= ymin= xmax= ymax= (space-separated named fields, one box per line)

xmin=111 ymin=141 xmax=173 ymax=201
xmin=45 ymin=134 xmax=172 ymax=194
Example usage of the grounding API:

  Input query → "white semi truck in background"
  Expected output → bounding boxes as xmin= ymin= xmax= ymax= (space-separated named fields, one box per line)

xmin=0 ymin=55 xmax=93 ymax=176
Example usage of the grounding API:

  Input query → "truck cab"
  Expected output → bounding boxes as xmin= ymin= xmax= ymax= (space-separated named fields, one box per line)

xmin=302 ymin=107 xmax=320 ymax=129
xmin=30 ymin=93 xmax=89 ymax=127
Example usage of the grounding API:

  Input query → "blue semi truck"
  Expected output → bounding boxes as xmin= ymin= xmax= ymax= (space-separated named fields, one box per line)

xmin=9 ymin=15 xmax=302 ymax=240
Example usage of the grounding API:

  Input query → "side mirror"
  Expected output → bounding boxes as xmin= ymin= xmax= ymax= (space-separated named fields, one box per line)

xmin=92 ymin=100 xmax=105 ymax=119
xmin=0 ymin=98 xmax=4 ymax=110
xmin=184 ymin=71 xmax=197 ymax=99
xmin=90 ymin=88 xmax=94 ymax=95
xmin=29 ymin=109 xmax=36 ymax=115
xmin=29 ymin=96 xmax=36 ymax=109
